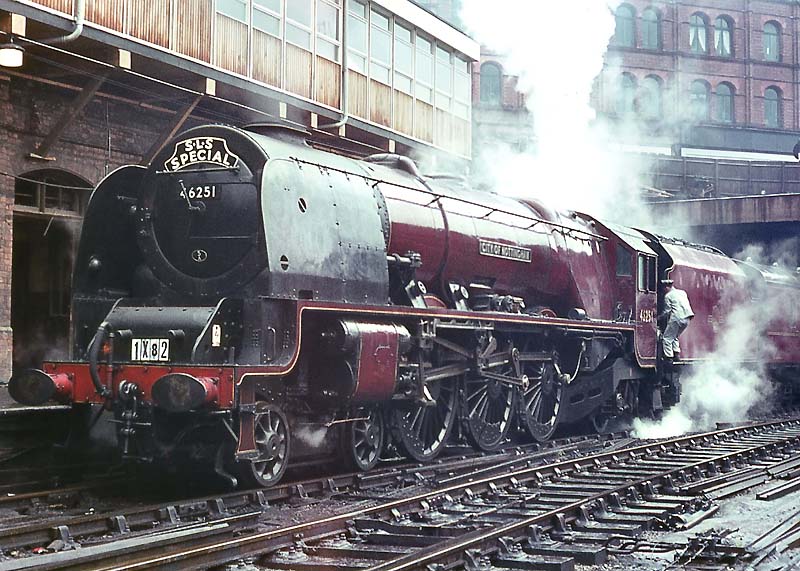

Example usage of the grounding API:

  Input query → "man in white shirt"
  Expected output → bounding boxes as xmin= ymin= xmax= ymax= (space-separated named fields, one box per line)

xmin=659 ymin=279 xmax=694 ymax=360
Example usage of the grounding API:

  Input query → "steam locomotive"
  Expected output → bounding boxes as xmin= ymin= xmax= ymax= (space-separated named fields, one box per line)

xmin=9 ymin=124 xmax=800 ymax=487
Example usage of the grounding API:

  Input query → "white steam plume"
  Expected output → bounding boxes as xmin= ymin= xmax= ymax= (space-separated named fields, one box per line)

xmin=460 ymin=0 xmax=653 ymax=226
xmin=738 ymin=238 xmax=800 ymax=270
xmin=634 ymin=272 xmax=781 ymax=439
xmin=295 ymin=426 xmax=329 ymax=448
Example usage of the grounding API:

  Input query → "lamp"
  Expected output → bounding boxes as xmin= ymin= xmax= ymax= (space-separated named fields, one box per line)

xmin=0 ymin=38 xmax=24 ymax=68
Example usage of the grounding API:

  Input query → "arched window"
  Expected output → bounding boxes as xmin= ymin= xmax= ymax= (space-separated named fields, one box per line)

xmin=642 ymin=8 xmax=661 ymax=49
xmin=714 ymin=16 xmax=733 ymax=57
xmin=764 ymin=22 xmax=781 ymax=61
xmin=615 ymin=4 xmax=636 ymax=47
xmin=765 ymin=87 xmax=782 ymax=128
xmin=479 ymin=62 xmax=502 ymax=106
xmin=716 ymin=83 xmax=734 ymax=123
xmin=640 ymin=75 xmax=662 ymax=118
xmin=690 ymin=13 xmax=708 ymax=53
xmin=616 ymin=73 xmax=637 ymax=115
xmin=689 ymin=80 xmax=710 ymax=120
xmin=13 ymin=169 xmax=91 ymax=370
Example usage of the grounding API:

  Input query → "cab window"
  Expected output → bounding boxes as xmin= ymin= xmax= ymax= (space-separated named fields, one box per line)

xmin=637 ymin=254 xmax=657 ymax=292
xmin=616 ymin=243 xmax=633 ymax=276
xmin=637 ymin=255 xmax=646 ymax=290
xmin=647 ymin=257 xmax=657 ymax=292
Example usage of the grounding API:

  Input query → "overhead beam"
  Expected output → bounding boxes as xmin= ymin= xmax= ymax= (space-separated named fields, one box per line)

xmin=0 ymin=12 xmax=26 ymax=36
xmin=28 ymin=71 xmax=110 ymax=161
xmin=648 ymin=193 xmax=800 ymax=226
xmin=2 ymin=67 xmax=176 ymax=115
xmin=140 ymin=94 xmax=202 ymax=166
xmin=0 ymin=0 xmax=451 ymax=161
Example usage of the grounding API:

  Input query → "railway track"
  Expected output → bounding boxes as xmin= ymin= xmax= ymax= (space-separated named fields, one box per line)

xmin=0 ymin=407 xmax=70 ymax=466
xmin=1 ymin=418 xmax=798 ymax=570
xmin=0 ymin=433 xmax=623 ymax=564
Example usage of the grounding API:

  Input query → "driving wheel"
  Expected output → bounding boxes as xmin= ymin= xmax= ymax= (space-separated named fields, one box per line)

xmin=392 ymin=377 xmax=457 ymax=462
xmin=520 ymin=362 xmax=562 ymax=442
xmin=462 ymin=373 xmax=516 ymax=451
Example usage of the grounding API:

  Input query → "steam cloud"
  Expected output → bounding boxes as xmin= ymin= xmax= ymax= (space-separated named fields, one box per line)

xmin=295 ymin=426 xmax=329 ymax=448
xmin=633 ymin=302 xmax=777 ymax=438
xmin=459 ymin=0 xmax=657 ymax=227
xmin=458 ymin=2 xmax=790 ymax=437
xmin=633 ymin=247 xmax=792 ymax=438
xmin=738 ymin=238 xmax=800 ymax=271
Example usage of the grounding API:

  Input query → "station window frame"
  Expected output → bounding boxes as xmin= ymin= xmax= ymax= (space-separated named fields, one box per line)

xmin=370 ymin=5 xmax=393 ymax=85
xmin=690 ymin=12 xmax=709 ymax=54
xmin=764 ymin=21 xmax=781 ymax=62
xmin=714 ymin=15 xmax=733 ymax=58
xmin=454 ymin=55 xmax=470 ymax=119
xmin=435 ymin=44 xmax=453 ymax=112
xmin=415 ymin=33 xmax=434 ymax=104
xmin=253 ymin=0 xmax=282 ymax=38
xmin=286 ymin=0 xmax=313 ymax=50
xmin=394 ymin=20 xmax=414 ymax=95
xmin=316 ymin=0 xmax=342 ymax=62
xmin=217 ymin=0 xmax=249 ymax=23
xmin=347 ymin=0 xmax=368 ymax=74
xmin=642 ymin=8 xmax=661 ymax=50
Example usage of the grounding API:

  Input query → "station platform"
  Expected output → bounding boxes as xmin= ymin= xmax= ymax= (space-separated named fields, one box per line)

xmin=0 ymin=384 xmax=17 ymax=409
xmin=0 ymin=387 xmax=70 ymax=452
xmin=0 ymin=383 xmax=69 ymax=415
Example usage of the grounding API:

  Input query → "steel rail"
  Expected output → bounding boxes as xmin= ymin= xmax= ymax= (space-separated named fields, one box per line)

xmin=66 ymin=418 xmax=800 ymax=571
xmin=0 ymin=475 xmax=128 ymax=512
xmin=366 ymin=424 xmax=800 ymax=570
xmin=0 ymin=434 xmax=615 ymax=553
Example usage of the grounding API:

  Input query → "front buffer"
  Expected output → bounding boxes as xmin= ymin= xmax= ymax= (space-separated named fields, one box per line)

xmin=9 ymin=299 xmax=241 ymax=468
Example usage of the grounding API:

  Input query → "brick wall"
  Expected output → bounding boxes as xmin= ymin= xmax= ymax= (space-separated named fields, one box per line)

xmin=472 ymin=52 xmax=527 ymax=112
xmin=0 ymin=72 xmax=174 ymax=382
xmin=470 ymin=50 xmax=533 ymax=153
xmin=605 ymin=0 xmax=799 ymax=134
xmin=0 ymin=155 xmax=12 ymax=384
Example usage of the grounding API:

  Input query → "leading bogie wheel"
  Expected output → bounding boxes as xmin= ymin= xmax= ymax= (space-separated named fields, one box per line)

xmin=392 ymin=377 xmax=457 ymax=462
xmin=237 ymin=402 xmax=290 ymax=488
xmin=462 ymin=373 xmax=516 ymax=451
xmin=342 ymin=407 xmax=385 ymax=471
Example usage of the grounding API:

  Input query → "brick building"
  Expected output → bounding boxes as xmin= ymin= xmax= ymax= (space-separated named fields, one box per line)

xmin=0 ymin=0 xmax=478 ymax=380
xmin=601 ymin=0 xmax=800 ymax=157
xmin=414 ymin=0 xmax=800 ymax=262
xmin=471 ymin=49 xmax=533 ymax=153
xmin=411 ymin=0 xmax=533 ymax=153
xmin=418 ymin=0 xmax=800 ymax=158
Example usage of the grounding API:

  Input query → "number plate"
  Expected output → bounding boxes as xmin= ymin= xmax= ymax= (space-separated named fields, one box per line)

xmin=180 ymin=184 xmax=219 ymax=200
xmin=131 ymin=338 xmax=170 ymax=362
